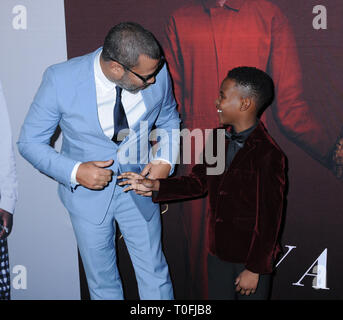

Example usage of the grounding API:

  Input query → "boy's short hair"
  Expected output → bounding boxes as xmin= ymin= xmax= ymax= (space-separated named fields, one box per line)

xmin=226 ymin=66 xmax=275 ymax=115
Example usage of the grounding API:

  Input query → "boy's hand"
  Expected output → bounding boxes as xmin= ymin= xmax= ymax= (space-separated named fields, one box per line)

xmin=235 ymin=269 xmax=259 ymax=296
xmin=118 ymin=172 xmax=160 ymax=196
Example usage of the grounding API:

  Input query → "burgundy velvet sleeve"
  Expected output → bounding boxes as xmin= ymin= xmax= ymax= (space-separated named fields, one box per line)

xmin=245 ymin=149 xmax=286 ymax=274
xmin=152 ymin=163 xmax=207 ymax=203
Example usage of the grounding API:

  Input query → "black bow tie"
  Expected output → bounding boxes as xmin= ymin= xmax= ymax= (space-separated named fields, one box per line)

xmin=226 ymin=131 xmax=245 ymax=148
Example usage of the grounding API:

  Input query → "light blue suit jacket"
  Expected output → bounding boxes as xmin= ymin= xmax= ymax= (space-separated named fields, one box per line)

xmin=18 ymin=48 xmax=180 ymax=224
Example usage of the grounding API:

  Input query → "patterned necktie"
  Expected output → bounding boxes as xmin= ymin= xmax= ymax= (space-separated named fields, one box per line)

xmin=112 ymin=86 xmax=129 ymax=144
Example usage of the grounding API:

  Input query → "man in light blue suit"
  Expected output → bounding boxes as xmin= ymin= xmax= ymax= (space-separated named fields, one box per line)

xmin=18 ymin=22 xmax=180 ymax=300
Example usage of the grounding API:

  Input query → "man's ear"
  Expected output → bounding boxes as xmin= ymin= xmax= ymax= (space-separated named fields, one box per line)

xmin=107 ymin=61 xmax=125 ymax=79
xmin=100 ymin=57 xmax=125 ymax=81
xmin=110 ymin=60 xmax=125 ymax=76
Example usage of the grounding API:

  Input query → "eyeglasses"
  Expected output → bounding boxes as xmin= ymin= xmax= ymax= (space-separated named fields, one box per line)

xmin=110 ymin=56 xmax=165 ymax=83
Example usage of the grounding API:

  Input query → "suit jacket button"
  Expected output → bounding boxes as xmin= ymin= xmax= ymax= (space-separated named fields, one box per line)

xmin=219 ymin=191 xmax=227 ymax=195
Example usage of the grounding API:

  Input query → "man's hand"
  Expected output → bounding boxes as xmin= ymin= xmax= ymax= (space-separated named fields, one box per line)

xmin=76 ymin=160 xmax=114 ymax=190
xmin=141 ymin=160 xmax=171 ymax=179
xmin=333 ymin=136 xmax=343 ymax=180
xmin=138 ymin=160 xmax=171 ymax=196
xmin=235 ymin=269 xmax=259 ymax=296
xmin=118 ymin=172 xmax=160 ymax=196
xmin=0 ymin=209 xmax=13 ymax=239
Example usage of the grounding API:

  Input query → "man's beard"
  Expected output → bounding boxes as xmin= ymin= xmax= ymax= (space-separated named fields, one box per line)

xmin=115 ymin=72 xmax=149 ymax=94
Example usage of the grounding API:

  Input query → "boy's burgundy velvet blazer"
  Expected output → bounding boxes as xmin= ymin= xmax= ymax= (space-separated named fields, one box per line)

xmin=153 ymin=122 xmax=286 ymax=274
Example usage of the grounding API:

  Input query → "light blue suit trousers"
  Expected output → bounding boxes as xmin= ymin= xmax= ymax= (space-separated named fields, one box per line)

xmin=69 ymin=184 xmax=173 ymax=300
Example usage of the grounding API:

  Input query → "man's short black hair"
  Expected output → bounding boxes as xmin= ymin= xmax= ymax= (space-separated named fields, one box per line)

xmin=226 ymin=66 xmax=275 ymax=115
xmin=102 ymin=22 xmax=161 ymax=68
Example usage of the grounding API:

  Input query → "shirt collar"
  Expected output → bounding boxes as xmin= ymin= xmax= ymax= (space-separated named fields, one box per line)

xmin=94 ymin=50 xmax=116 ymax=90
xmin=226 ymin=120 xmax=259 ymax=142
xmin=202 ymin=0 xmax=244 ymax=11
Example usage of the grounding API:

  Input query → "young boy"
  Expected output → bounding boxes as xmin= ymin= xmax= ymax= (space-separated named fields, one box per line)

xmin=118 ymin=66 xmax=286 ymax=300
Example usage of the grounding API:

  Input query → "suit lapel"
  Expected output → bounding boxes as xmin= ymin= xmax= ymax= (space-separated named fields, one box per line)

xmin=138 ymin=64 xmax=167 ymax=125
xmin=130 ymin=78 xmax=162 ymax=137
xmin=139 ymin=80 xmax=161 ymax=122
xmin=75 ymin=48 xmax=116 ymax=148
xmin=228 ymin=139 xmax=256 ymax=170
xmin=225 ymin=122 xmax=265 ymax=171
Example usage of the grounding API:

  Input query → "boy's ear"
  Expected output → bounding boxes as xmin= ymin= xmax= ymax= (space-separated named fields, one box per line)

xmin=240 ymin=96 xmax=252 ymax=112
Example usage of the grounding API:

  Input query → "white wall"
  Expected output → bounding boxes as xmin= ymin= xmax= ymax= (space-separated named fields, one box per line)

xmin=0 ymin=0 xmax=80 ymax=300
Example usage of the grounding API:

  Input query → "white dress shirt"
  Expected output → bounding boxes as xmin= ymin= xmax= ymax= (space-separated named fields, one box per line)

xmin=71 ymin=50 xmax=170 ymax=184
xmin=93 ymin=50 xmax=147 ymax=138
xmin=0 ymin=81 xmax=18 ymax=214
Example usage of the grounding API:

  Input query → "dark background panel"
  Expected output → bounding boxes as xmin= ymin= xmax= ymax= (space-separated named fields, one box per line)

xmin=64 ymin=0 xmax=192 ymax=58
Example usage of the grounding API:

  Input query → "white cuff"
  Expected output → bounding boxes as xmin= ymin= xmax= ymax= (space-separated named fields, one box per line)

xmin=151 ymin=158 xmax=172 ymax=175
xmin=71 ymin=161 xmax=82 ymax=185
xmin=0 ymin=196 xmax=16 ymax=215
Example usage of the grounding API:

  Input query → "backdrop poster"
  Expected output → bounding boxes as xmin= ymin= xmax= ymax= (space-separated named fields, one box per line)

xmin=64 ymin=0 xmax=343 ymax=300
